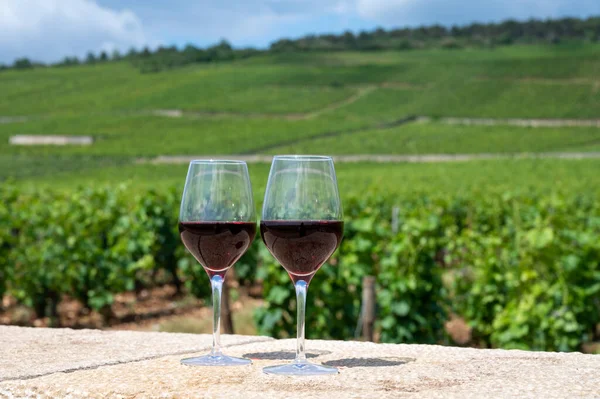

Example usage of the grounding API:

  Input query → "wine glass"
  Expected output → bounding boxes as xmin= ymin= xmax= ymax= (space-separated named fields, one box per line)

xmin=260 ymin=155 xmax=344 ymax=375
xmin=179 ymin=160 xmax=256 ymax=366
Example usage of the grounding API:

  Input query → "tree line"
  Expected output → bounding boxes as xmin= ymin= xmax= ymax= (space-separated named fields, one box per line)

xmin=271 ymin=15 xmax=600 ymax=52
xmin=2 ymin=16 xmax=599 ymax=73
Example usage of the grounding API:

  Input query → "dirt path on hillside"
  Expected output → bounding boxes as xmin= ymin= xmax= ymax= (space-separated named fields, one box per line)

xmin=427 ymin=117 xmax=600 ymax=128
xmin=476 ymin=76 xmax=600 ymax=92
xmin=238 ymin=115 xmax=418 ymax=155
xmin=146 ymin=86 xmax=378 ymax=121
xmin=141 ymin=152 xmax=600 ymax=164
xmin=303 ymin=86 xmax=376 ymax=119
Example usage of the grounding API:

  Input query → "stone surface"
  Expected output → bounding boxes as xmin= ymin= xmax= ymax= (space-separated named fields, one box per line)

xmin=0 ymin=327 xmax=599 ymax=398
xmin=0 ymin=326 xmax=271 ymax=381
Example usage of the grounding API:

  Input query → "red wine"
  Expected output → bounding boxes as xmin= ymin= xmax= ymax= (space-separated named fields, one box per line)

xmin=260 ymin=220 xmax=344 ymax=283
xmin=179 ymin=221 xmax=256 ymax=277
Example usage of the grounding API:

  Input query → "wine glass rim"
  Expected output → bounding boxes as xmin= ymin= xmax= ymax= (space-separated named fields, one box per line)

xmin=189 ymin=159 xmax=247 ymax=165
xmin=273 ymin=155 xmax=333 ymax=161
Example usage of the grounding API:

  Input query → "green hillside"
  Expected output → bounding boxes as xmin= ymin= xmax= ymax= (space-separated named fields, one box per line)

xmin=1 ymin=44 xmax=599 ymax=191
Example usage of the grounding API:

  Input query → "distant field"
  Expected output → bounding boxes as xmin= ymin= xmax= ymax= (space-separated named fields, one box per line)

xmin=1 ymin=44 xmax=599 ymax=189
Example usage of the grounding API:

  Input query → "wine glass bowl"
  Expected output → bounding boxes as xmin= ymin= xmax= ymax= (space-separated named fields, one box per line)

xmin=178 ymin=160 xmax=256 ymax=367
xmin=260 ymin=155 xmax=343 ymax=376
xmin=260 ymin=220 xmax=343 ymax=284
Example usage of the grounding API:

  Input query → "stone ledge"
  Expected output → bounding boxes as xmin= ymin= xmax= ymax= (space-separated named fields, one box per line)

xmin=0 ymin=326 xmax=272 ymax=381
xmin=0 ymin=327 xmax=599 ymax=398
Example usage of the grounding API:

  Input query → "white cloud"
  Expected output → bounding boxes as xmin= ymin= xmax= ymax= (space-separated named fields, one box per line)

xmin=0 ymin=0 xmax=150 ymax=64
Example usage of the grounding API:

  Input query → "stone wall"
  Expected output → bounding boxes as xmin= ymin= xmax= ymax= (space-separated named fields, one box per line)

xmin=0 ymin=326 xmax=598 ymax=398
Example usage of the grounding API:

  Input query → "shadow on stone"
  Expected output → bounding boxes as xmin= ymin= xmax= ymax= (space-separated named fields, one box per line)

xmin=322 ymin=357 xmax=416 ymax=368
xmin=243 ymin=350 xmax=331 ymax=360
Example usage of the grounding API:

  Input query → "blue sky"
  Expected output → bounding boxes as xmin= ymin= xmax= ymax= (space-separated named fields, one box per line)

xmin=1 ymin=0 xmax=599 ymax=64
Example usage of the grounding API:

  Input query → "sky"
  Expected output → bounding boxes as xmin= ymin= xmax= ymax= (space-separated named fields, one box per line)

xmin=1 ymin=0 xmax=599 ymax=64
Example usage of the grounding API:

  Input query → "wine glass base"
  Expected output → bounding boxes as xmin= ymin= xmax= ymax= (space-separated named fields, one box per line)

xmin=263 ymin=361 xmax=338 ymax=376
xmin=181 ymin=353 xmax=252 ymax=367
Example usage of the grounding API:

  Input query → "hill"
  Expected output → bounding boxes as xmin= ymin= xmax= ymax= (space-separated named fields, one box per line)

xmin=0 ymin=44 xmax=599 ymax=194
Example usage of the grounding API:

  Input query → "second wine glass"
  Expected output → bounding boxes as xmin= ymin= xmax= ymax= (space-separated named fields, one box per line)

xmin=179 ymin=160 xmax=256 ymax=367
xmin=260 ymin=155 xmax=344 ymax=376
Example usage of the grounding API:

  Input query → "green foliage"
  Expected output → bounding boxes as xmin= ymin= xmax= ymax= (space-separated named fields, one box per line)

xmin=9 ymin=186 xmax=148 ymax=317
xmin=0 ymin=185 xmax=18 ymax=301
xmin=138 ymin=189 xmax=182 ymax=292
xmin=450 ymin=194 xmax=600 ymax=351
xmin=2 ymin=185 xmax=190 ymax=320
xmin=376 ymin=199 xmax=450 ymax=343
xmin=0 ymin=183 xmax=598 ymax=350
xmin=0 ymin=183 xmax=259 ymax=318
xmin=255 ymin=192 xmax=600 ymax=351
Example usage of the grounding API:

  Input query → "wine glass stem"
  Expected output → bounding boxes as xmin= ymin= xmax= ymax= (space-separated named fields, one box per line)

xmin=210 ymin=274 xmax=224 ymax=357
xmin=294 ymin=280 xmax=308 ymax=364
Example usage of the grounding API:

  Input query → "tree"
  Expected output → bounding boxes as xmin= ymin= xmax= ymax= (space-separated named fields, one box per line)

xmin=99 ymin=51 xmax=108 ymax=61
xmin=85 ymin=52 xmax=97 ymax=64
xmin=183 ymin=44 xmax=210 ymax=62
xmin=56 ymin=56 xmax=80 ymax=67
xmin=140 ymin=47 xmax=152 ymax=57
xmin=207 ymin=40 xmax=234 ymax=61
xmin=13 ymin=58 xmax=33 ymax=69
xmin=119 ymin=16 xmax=600 ymax=72
xmin=373 ymin=27 xmax=387 ymax=38
xmin=270 ymin=39 xmax=298 ymax=52
xmin=111 ymin=49 xmax=122 ymax=60
xmin=126 ymin=47 xmax=138 ymax=58
xmin=342 ymin=31 xmax=356 ymax=48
